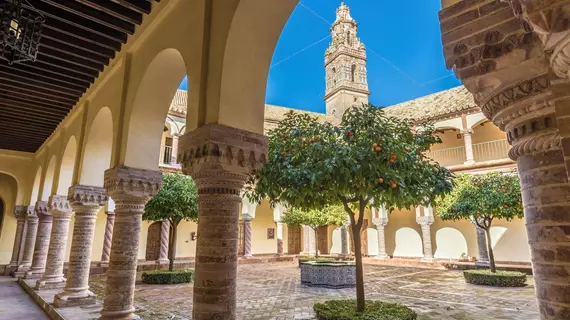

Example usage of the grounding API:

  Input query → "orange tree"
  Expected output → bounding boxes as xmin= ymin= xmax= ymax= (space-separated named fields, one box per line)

xmin=247 ymin=104 xmax=453 ymax=311
xmin=435 ymin=172 xmax=523 ymax=273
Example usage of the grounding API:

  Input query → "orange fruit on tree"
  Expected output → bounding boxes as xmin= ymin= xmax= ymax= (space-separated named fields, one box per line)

xmin=391 ymin=183 xmax=397 ymax=189
xmin=373 ymin=143 xmax=378 ymax=148
xmin=378 ymin=177 xmax=384 ymax=183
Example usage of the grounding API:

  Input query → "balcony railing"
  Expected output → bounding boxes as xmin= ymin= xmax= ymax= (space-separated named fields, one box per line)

xmin=159 ymin=145 xmax=175 ymax=165
xmin=473 ymin=139 xmax=511 ymax=162
xmin=426 ymin=139 xmax=510 ymax=167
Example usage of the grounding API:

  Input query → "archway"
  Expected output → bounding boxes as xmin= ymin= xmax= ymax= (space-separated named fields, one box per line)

xmin=30 ymin=167 xmax=42 ymax=205
xmin=123 ymin=48 xmax=186 ymax=170
xmin=57 ymin=136 xmax=77 ymax=195
xmin=393 ymin=227 xmax=423 ymax=257
xmin=80 ymin=107 xmax=113 ymax=186
xmin=434 ymin=227 xmax=468 ymax=259
xmin=41 ymin=155 xmax=57 ymax=201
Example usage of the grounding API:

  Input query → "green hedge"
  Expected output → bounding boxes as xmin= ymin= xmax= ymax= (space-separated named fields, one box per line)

xmin=463 ymin=270 xmax=527 ymax=287
xmin=314 ymin=299 xmax=417 ymax=320
xmin=141 ymin=270 xmax=194 ymax=285
xmin=298 ymin=257 xmax=335 ymax=267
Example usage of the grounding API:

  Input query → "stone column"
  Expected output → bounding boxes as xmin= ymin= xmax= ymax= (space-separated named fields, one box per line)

xmin=462 ymin=129 xmax=475 ymax=164
xmin=25 ymin=201 xmax=52 ymax=279
xmin=171 ymin=134 xmax=179 ymax=163
xmin=99 ymin=198 xmax=115 ymax=267
xmin=14 ymin=206 xmax=38 ymax=277
xmin=475 ymin=225 xmax=490 ymax=266
xmin=5 ymin=206 xmax=28 ymax=275
xmin=99 ymin=166 xmax=161 ymax=320
xmin=179 ymin=123 xmax=267 ymax=320
xmin=242 ymin=218 xmax=253 ymax=258
xmin=372 ymin=218 xmax=389 ymax=260
xmin=36 ymin=195 xmax=72 ymax=290
xmin=273 ymin=204 xmax=284 ymax=255
xmin=416 ymin=206 xmax=434 ymax=263
xmin=157 ymin=219 xmax=170 ymax=264
xmin=54 ymin=185 xmax=107 ymax=308
xmin=339 ymin=224 xmax=349 ymax=258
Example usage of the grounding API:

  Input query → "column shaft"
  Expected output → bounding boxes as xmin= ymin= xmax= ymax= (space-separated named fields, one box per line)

xmin=15 ymin=210 xmax=38 ymax=277
xmin=375 ymin=224 xmax=389 ymax=260
xmin=276 ymin=221 xmax=283 ymax=255
xmin=36 ymin=199 xmax=72 ymax=290
xmin=340 ymin=225 xmax=348 ymax=257
xmin=99 ymin=166 xmax=161 ymax=320
xmin=463 ymin=130 xmax=475 ymax=164
xmin=157 ymin=219 xmax=170 ymax=263
xmin=243 ymin=219 xmax=252 ymax=257
xmin=25 ymin=202 xmax=52 ymax=279
xmin=99 ymin=212 xmax=115 ymax=267
xmin=420 ymin=223 xmax=434 ymax=262
xmin=6 ymin=206 xmax=27 ymax=273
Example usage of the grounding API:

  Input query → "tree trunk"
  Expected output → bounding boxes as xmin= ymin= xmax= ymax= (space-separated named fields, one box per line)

xmin=314 ymin=228 xmax=319 ymax=258
xmin=484 ymin=227 xmax=496 ymax=273
xmin=351 ymin=224 xmax=365 ymax=312
xmin=168 ymin=223 xmax=178 ymax=272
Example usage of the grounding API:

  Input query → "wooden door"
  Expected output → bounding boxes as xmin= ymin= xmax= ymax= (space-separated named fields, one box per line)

xmin=317 ymin=226 xmax=329 ymax=254
xmin=288 ymin=225 xmax=301 ymax=254
xmin=145 ymin=221 xmax=162 ymax=261
xmin=238 ymin=220 xmax=245 ymax=256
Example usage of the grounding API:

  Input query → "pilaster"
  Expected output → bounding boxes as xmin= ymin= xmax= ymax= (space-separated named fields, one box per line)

xmin=178 ymin=123 xmax=267 ymax=320
xmin=99 ymin=166 xmax=161 ymax=320
xmin=54 ymin=185 xmax=107 ymax=308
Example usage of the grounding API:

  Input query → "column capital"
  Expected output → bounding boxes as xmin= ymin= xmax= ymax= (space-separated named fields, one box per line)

xmin=104 ymin=166 xmax=162 ymax=202
xmin=460 ymin=129 xmax=473 ymax=136
xmin=372 ymin=217 xmax=388 ymax=227
xmin=35 ymin=201 xmax=50 ymax=220
xmin=416 ymin=216 xmax=434 ymax=226
xmin=14 ymin=205 xmax=29 ymax=220
xmin=178 ymin=123 xmax=268 ymax=183
xmin=48 ymin=195 xmax=72 ymax=214
xmin=68 ymin=185 xmax=108 ymax=208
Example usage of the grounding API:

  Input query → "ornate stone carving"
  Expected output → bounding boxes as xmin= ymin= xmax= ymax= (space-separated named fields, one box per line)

xmin=14 ymin=205 xmax=28 ymax=220
xmin=68 ymin=185 xmax=108 ymax=207
xmin=48 ymin=195 xmax=72 ymax=213
xmin=509 ymin=130 xmax=561 ymax=159
xmin=35 ymin=201 xmax=50 ymax=220
xmin=416 ymin=215 xmax=434 ymax=226
xmin=104 ymin=166 xmax=162 ymax=201
xmin=481 ymin=74 xmax=550 ymax=120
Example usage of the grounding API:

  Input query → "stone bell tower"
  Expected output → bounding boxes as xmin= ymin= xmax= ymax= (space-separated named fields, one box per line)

xmin=324 ymin=2 xmax=370 ymax=120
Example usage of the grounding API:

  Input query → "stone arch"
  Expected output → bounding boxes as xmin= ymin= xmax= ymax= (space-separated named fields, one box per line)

xmin=434 ymin=227 xmax=468 ymax=259
xmin=80 ymin=107 xmax=113 ymax=187
xmin=30 ymin=166 xmax=42 ymax=205
xmin=57 ymin=136 xmax=77 ymax=195
xmin=393 ymin=227 xmax=423 ymax=257
xmin=122 ymin=48 xmax=186 ymax=170
xmin=217 ymin=0 xmax=298 ymax=134
xmin=41 ymin=155 xmax=57 ymax=201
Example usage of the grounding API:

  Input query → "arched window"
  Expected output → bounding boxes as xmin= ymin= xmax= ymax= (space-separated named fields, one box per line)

xmin=347 ymin=31 xmax=351 ymax=45
xmin=351 ymin=64 xmax=356 ymax=82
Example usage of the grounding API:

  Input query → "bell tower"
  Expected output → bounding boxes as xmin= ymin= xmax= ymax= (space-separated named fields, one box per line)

xmin=324 ymin=2 xmax=370 ymax=119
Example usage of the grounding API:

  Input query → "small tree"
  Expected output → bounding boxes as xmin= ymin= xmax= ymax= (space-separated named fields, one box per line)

xmin=435 ymin=172 xmax=523 ymax=273
xmin=144 ymin=173 xmax=198 ymax=271
xmin=248 ymin=104 xmax=453 ymax=311
xmin=281 ymin=205 xmax=347 ymax=257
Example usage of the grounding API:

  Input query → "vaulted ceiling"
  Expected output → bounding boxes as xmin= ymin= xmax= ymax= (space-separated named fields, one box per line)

xmin=0 ymin=0 xmax=159 ymax=152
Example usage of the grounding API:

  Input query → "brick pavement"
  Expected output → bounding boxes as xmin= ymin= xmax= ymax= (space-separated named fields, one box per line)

xmin=89 ymin=261 xmax=539 ymax=320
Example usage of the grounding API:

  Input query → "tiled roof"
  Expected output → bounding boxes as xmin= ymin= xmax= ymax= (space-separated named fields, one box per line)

xmin=383 ymin=86 xmax=477 ymax=121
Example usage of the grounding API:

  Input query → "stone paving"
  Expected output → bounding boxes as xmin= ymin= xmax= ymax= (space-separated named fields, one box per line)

xmin=89 ymin=261 xmax=540 ymax=320
xmin=0 ymin=277 xmax=49 ymax=320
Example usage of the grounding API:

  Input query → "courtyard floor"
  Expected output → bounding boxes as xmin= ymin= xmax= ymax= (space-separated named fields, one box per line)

xmin=89 ymin=261 xmax=539 ymax=320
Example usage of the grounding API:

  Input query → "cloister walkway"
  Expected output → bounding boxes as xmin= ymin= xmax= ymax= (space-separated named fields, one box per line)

xmin=88 ymin=262 xmax=539 ymax=320
xmin=0 ymin=277 xmax=48 ymax=320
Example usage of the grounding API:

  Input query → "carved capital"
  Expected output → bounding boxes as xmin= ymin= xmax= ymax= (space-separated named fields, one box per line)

xmin=48 ymin=195 xmax=72 ymax=213
xmin=34 ymin=200 xmax=50 ymax=220
xmin=104 ymin=166 xmax=162 ymax=203
xmin=178 ymin=123 xmax=268 ymax=185
xmin=416 ymin=216 xmax=434 ymax=226
xmin=372 ymin=217 xmax=388 ymax=227
xmin=68 ymin=184 xmax=108 ymax=207
xmin=14 ymin=205 xmax=28 ymax=220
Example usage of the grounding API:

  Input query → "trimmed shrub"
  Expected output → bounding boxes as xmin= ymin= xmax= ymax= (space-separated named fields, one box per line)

xmin=463 ymin=269 xmax=527 ymax=287
xmin=298 ymin=257 xmax=335 ymax=267
xmin=313 ymin=299 xmax=417 ymax=320
xmin=141 ymin=269 xmax=194 ymax=285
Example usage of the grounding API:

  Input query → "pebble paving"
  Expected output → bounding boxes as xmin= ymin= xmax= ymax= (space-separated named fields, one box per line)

xmin=89 ymin=261 xmax=539 ymax=320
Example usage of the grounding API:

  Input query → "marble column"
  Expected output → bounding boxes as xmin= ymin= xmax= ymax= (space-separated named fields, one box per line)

xmin=475 ymin=225 xmax=490 ymax=266
xmin=273 ymin=204 xmax=284 ymax=255
xmin=54 ymin=185 xmax=107 ymax=308
xmin=36 ymin=195 xmax=73 ymax=290
xmin=25 ymin=201 xmax=52 ymax=279
xmin=157 ymin=219 xmax=170 ymax=264
xmin=416 ymin=206 xmax=434 ymax=263
xmin=339 ymin=224 xmax=349 ymax=258
xmin=462 ymin=129 xmax=475 ymax=164
xmin=179 ymin=123 xmax=267 ymax=320
xmin=14 ymin=206 xmax=38 ymax=277
xmin=5 ymin=206 xmax=28 ymax=275
xmin=98 ymin=198 xmax=115 ymax=267
xmin=372 ymin=218 xmax=389 ymax=260
xmin=171 ymin=134 xmax=179 ymax=163
xmin=242 ymin=218 xmax=253 ymax=258
xmin=99 ymin=166 xmax=161 ymax=320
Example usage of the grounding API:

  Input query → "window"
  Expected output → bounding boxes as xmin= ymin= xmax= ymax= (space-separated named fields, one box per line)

xmin=347 ymin=31 xmax=351 ymax=45
xmin=351 ymin=64 xmax=356 ymax=82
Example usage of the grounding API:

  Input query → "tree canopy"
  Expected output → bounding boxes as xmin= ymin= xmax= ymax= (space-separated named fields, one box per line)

xmin=144 ymin=173 xmax=198 ymax=225
xmin=281 ymin=205 xmax=347 ymax=230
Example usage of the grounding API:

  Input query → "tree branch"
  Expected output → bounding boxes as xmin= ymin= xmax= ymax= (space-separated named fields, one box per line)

xmin=474 ymin=218 xmax=486 ymax=230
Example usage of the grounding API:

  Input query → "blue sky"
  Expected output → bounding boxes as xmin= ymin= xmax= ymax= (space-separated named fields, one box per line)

xmin=179 ymin=0 xmax=460 ymax=113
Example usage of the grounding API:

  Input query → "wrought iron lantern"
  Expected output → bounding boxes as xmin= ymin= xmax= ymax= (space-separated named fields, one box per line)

xmin=0 ymin=0 xmax=45 ymax=65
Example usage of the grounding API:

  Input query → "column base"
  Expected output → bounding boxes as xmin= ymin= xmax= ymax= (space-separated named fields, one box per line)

xmin=35 ymin=277 xmax=66 ymax=290
xmin=97 ymin=262 xmax=109 ymax=268
xmin=12 ymin=265 xmax=30 ymax=278
xmin=375 ymin=254 xmax=391 ymax=260
xmin=24 ymin=269 xmax=44 ymax=279
xmin=421 ymin=257 xmax=435 ymax=263
xmin=475 ymin=260 xmax=490 ymax=267
xmin=54 ymin=289 xmax=97 ymax=308
xmin=243 ymin=254 xmax=254 ymax=259
xmin=99 ymin=309 xmax=140 ymax=320
xmin=155 ymin=259 xmax=169 ymax=265
xmin=4 ymin=263 xmax=18 ymax=276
